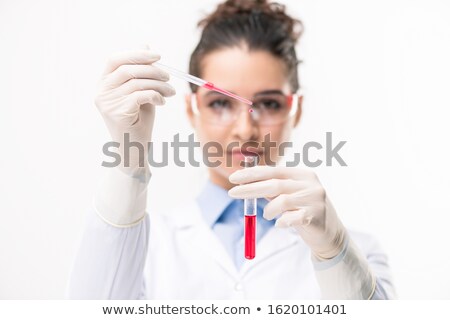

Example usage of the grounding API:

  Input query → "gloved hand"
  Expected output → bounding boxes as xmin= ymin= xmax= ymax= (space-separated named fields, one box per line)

xmin=94 ymin=49 xmax=176 ymax=227
xmin=228 ymin=165 xmax=377 ymax=299
xmin=95 ymin=49 xmax=176 ymax=174
xmin=228 ymin=166 xmax=347 ymax=260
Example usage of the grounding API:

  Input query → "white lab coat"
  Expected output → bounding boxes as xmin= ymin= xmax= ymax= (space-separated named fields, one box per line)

xmin=67 ymin=198 xmax=395 ymax=299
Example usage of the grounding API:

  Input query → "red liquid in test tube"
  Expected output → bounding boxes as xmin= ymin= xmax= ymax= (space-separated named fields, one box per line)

xmin=245 ymin=215 xmax=256 ymax=259
xmin=243 ymin=156 xmax=258 ymax=259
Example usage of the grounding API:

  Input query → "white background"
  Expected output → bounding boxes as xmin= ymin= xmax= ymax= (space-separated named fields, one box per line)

xmin=0 ymin=0 xmax=449 ymax=299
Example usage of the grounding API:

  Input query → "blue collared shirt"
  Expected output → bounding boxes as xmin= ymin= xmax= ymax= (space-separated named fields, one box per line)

xmin=196 ymin=180 xmax=275 ymax=269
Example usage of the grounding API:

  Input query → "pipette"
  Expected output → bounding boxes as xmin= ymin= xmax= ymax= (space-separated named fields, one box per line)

xmin=153 ymin=62 xmax=253 ymax=106
xmin=243 ymin=155 xmax=258 ymax=259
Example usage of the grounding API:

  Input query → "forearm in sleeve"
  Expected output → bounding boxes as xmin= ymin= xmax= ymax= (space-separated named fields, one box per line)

xmin=67 ymin=207 xmax=150 ymax=299
xmin=67 ymin=168 xmax=151 ymax=299
xmin=313 ymin=237 xmax=396 ymax=299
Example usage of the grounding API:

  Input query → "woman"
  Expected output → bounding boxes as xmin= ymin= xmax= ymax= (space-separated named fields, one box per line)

xmin=68 ymin=0 xmax=395 ymax=299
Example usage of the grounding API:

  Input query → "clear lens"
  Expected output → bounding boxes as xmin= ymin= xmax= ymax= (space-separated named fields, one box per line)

xmin=192 ymin=93 xmax=298 ymax=126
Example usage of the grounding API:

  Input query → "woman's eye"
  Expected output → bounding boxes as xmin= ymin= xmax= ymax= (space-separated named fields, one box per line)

xmin=254 ymin=99 xmax=282 ymax=110
xmin=208 ymin=99 xmax=231 ymax=109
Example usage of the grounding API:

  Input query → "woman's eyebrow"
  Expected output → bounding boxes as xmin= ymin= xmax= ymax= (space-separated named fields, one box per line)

xmin=203 ymin=89 xmax=284 ymax=98
xmin=203 ymin=91 xmax=229 ymax=97
xmin=254 ymin=90 xmax=284 ymax=97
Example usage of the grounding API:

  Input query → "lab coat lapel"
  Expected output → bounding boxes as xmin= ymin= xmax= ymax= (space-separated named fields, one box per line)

xmin=170 ymin=200 xmax=240 ymax=280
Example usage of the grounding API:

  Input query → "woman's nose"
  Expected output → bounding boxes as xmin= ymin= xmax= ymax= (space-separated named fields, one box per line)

xmin=231 ymin=107 xmax=259 ymax=140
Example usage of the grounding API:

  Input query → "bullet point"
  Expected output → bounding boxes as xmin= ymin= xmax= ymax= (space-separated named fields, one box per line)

xmin=257 ymin=307 xmax=261 ymax=311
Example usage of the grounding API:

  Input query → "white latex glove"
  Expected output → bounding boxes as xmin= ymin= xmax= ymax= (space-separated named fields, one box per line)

xmin=228 ymin=166 xmax=376 ymax=299
xmin=94 ymin=49 xmax=176 ymax=227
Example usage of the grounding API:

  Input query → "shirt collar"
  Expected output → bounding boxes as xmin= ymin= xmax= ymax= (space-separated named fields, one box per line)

xmin=196 ymin=180 xmax=269 ymax=228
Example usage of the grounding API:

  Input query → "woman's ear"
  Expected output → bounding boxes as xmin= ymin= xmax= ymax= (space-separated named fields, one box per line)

xmin=293 ymin=94 xmax=303 ymax=128
xmin=185 ymin=94 xmax=196 ymax=128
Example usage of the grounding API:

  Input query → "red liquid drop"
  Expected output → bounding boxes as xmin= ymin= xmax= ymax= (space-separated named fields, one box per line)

xmin=245 ymin=215 xmax=256 ymax=259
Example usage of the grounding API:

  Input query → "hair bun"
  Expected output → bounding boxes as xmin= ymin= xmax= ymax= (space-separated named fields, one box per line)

xmin=198 ymin=0 xmax=303 ymax=41
xmin=218 ymin=0 xmax=268 ymax=14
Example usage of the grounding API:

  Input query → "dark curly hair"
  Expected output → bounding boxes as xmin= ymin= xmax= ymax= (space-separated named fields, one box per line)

xmin=189 ymin=0 xmax=303 ymax=93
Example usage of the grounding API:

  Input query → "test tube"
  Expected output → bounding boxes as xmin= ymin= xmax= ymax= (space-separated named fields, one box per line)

xmin=243 ymin=156 xmax=258 ymax=259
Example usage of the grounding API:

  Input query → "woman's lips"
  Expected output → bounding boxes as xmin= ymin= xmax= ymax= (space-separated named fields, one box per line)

xmin=228 ymin=149 xmax=263 ymax=159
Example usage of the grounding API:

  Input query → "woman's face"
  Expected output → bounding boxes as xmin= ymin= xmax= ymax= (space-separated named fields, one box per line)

xmin=186 ymin=47 xmax=302 ymax=190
